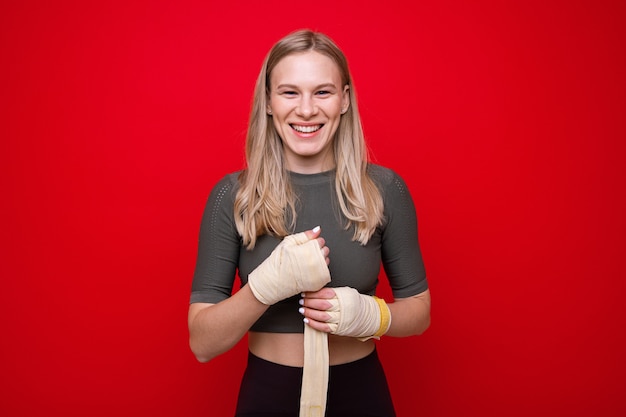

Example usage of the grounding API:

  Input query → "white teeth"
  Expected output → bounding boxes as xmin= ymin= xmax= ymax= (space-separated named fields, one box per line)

xmin=291 ymin=124 xmax=322 ymax=133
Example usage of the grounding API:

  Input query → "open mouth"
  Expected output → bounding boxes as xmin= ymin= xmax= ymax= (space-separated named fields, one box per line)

xmin=290 ymin=124 xmax=323 ymax=134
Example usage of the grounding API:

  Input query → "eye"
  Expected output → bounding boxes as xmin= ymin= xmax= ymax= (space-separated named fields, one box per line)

xmin=282 ymin=90 xmax=297 ymax=96
xmin=316 ymin=90 xmax=331 ymax=96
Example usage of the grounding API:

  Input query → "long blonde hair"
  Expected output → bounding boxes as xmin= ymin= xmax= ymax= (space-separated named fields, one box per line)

xmin=234 ymin=29 xmax=383 ymax=249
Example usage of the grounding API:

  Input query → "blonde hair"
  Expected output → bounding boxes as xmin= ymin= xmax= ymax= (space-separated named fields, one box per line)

xmin=234 ymin=29 xmax=383 ymax=249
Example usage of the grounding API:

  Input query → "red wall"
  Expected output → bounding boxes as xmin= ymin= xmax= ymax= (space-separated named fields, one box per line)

xmin=2 ymin=1 xmax=625 ymax=416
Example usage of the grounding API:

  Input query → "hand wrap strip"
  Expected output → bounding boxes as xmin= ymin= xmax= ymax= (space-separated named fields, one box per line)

xmin=301 ymin=325 xmax=328 ymax=417
xmin=248 ymin=232 xmax=331 ymax=305
xmin=326 ymin=287 xmax=392 ymax=340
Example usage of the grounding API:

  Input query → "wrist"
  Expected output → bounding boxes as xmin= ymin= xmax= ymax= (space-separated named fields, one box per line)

xmin=371 ymin=296 xmax=392 ymax=338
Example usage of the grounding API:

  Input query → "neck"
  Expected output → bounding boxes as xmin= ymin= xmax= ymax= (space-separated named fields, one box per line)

xmin=285 ymin=152 xmax=335 ymax=174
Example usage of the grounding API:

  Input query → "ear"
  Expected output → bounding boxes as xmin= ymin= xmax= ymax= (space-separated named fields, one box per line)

xmin=266 ymin=90 xmax=273 ymax=114
xmin=341 ymin=85 xmax=350 ymax=114
xmin=266 ymin=99 xmax=273 ymax=115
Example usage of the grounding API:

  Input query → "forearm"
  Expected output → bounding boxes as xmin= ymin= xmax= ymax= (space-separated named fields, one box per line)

xmin=188 ymin=284 xmax=268 ymax=363
xmin=386 ymin=289 xmax=431 ymax=337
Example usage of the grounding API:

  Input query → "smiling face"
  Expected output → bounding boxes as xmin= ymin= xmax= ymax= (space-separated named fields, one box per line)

xmin=267 ymin=51 xmax=350 ymax=174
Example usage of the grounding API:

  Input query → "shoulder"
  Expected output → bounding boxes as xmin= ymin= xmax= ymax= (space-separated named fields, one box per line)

xmin=216 ymin=171 xmax=242 ymax=188
xmin=366 ymin=164 xmax=409 ymax=195
xmin=367 ymin=164 xmax=416 ymax=221
xmin=209 ymin=171 xmax=242 ymax=196
xmin=204 ymin=171 xmax=243 ymax=214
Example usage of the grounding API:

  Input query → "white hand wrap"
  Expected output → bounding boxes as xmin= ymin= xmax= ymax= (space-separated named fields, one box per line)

xmin=248 ymin=232 xmax=330 ymax=305
xmin=326 ymin=287 xmax=392 ymax=340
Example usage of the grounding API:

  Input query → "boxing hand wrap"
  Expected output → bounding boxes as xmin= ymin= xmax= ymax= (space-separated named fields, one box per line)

xmin=326 ymin=287 xmax=392 ymax=340
xmin=248 ymin=232 xmax=331 ymax=305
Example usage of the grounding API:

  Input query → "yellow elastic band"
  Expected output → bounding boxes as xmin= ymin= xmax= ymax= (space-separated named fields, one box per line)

xmin=372 ymin=296 xmax=391 ymax=338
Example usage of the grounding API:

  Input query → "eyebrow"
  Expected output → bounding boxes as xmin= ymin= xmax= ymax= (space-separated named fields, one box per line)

xmin=275 ymin=83 xmax=338 ymax=90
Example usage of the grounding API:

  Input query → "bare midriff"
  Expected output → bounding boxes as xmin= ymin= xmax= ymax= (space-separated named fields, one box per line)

xmin=248 ymin=331 xmax=375 ymax=367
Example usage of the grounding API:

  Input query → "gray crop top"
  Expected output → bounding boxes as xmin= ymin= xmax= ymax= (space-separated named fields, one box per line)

xmin=190 ymin=164 xmax=428 ymax=333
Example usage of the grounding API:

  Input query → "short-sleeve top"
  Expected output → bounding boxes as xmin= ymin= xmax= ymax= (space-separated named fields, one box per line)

xmin=190 ymin=164 xmax=428 ymax=333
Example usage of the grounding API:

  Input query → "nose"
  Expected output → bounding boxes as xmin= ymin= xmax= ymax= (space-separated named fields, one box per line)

xmin=295 ymin=94 xmax=317 ymax=118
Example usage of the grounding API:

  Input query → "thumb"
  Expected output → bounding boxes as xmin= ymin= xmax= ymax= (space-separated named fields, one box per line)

xmin=288 ymin=226 xmax=320 ymax=245
xmin=304 ymin=225 xmax=321 ymax=240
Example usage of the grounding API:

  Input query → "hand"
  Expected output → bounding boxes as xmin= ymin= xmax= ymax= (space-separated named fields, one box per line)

xmin=308 ymin=226 xmax=331 ymax=267
xmin=300 ymin=286 xmax=391 ymax=340
xmin=299 ymin=287 xmax=337 ymax=332
xmin=247 ymin=227 xmax=331 ymax=305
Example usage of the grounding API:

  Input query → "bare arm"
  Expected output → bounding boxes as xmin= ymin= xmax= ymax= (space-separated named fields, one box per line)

xmin=188 ymin=285 xmax=269 ymax=363
xmin=386 ymin=289 xmax=431 ymax=337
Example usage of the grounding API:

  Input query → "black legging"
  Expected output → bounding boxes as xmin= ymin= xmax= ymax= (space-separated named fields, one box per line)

xmin=235 ymin=349 xmax=396 ymax=417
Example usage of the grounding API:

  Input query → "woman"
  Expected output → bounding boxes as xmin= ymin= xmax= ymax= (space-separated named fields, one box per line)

xmin=189 ymin=29 xmax=431 ymax=417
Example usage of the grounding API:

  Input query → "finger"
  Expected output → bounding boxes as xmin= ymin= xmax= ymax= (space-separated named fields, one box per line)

xmin=320 ymin=245 xmax=330 ymax=261
xmin=300 ymin=297 xmax=333 ymax=310
xmin=299 ymin=306 xmax=331 ymax=322
xmin=302 ymin=287 xmax=336 ymax=299
xmin=303 ymin=317 xmax=332 ymax=333
xmin=304 ymin=225 xmax=321 ymax=241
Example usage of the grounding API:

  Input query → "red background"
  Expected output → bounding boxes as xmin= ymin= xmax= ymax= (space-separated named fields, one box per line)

xmin=2 ymin=1 xmax=625 ymax=416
